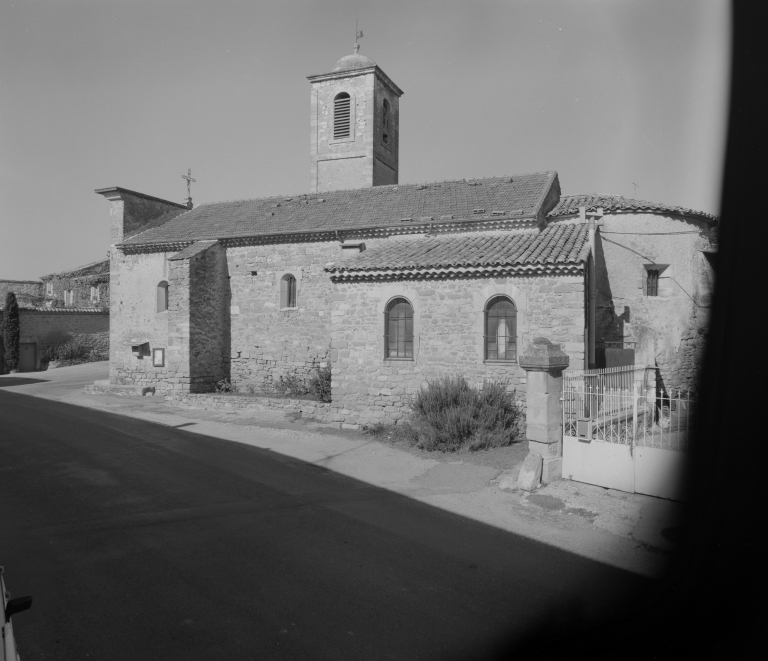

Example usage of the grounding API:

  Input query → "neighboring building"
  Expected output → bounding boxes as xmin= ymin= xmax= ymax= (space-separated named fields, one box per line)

xmin=0 ymin=279 xmax=45 ymax=308
xmin=0 ymin=261 xmax=111 ymax=372
xmin=93 ymin=45 xmax=717 ymax=425
xmin=40 ymin=259 xmax=110 ymax=310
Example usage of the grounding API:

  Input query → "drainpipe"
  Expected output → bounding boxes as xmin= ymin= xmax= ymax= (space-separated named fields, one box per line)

xmin=580 ymin=207 xmax=602 ymax=368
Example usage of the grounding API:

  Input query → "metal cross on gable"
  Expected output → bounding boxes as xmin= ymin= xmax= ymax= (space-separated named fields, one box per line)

xmin=182 ymin=169 xmax=196 ymax=198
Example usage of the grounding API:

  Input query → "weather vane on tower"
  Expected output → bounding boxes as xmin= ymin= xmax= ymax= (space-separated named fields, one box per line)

xmin=355 ymin=20 xmax=363 ymax=53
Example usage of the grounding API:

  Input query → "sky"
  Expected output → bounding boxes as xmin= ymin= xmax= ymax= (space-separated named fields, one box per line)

xmin=0 ymin=0 xmax=730 ymax=280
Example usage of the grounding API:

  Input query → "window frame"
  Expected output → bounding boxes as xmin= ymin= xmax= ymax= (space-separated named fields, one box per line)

xmin=156 ymin=281 xmax=169 ymax=313
xmin=280 ymin=274 xmax=298 ymax=310
xmin=483 ymin=295 xmax=518 ymax=362
xmin=330 ymin=91 xmax=356 ymax=144
xmin=384 ymin=297 xmax=414 ymax=360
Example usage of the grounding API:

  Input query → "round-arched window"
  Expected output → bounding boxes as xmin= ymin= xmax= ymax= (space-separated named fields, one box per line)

xmin=333 ymin=92 xmax=352 ymax=140
xmin=384 ymin=297 xmax=413 ymax=358
xmin=281 ymin=274 xmax=297 ymax=308
xmin=156 ymin=281 xmax=169 ymax=312
xmin=485 ymin=296 xmax=517 ymax=361
xmin=382 ymin=98 xmax=390 ymax=144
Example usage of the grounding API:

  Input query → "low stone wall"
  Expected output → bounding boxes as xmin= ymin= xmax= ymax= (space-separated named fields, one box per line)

xmin=165 ymin=392 xmax=332 ymax=420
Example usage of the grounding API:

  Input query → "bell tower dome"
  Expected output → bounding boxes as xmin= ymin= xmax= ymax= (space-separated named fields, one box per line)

xmin=307 ymin=44 xmax=403 ymax=193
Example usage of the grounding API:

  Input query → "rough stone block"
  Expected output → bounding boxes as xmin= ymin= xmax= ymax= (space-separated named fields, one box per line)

xmin=517 ymin=453 xmax=542 ymax=491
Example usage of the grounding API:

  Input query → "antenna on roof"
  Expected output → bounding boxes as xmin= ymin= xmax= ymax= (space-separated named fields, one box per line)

xmin=632 ymin=182 xmax=639 ymax=198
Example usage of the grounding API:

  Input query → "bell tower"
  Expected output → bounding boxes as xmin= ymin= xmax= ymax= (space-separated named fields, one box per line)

xmin=307 ymin=44 xmax=403 ymax=193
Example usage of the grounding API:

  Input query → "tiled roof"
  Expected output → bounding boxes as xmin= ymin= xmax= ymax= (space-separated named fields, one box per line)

xmin=120 ymin=172 xmax=558 ymax=247
xmin=0 ymin=306 xmax=107 ymax=313
xmin=327 ymin=223 xmax=590 ymax=280
xmin=169 ymin=240 xmax=219 ymax=261
xmin=548 ymin=195 xmax=718 ymax=223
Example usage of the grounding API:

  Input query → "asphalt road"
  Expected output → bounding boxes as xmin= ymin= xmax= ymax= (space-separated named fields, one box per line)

xmin=0 ymin=388 xmax=657 ymax=660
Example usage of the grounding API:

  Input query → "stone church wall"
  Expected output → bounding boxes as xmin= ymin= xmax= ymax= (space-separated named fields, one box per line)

xmin=327 ymin=274 xmax=586 ymax=428
xmin=226 ymin=240 xmax=339 ymax=392
xmin=108 ymin=251 xmax=171 ymax=389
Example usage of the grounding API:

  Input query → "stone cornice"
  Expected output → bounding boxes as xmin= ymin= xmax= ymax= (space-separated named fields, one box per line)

xmin=306 ymin=65 xmax=404 ymax=97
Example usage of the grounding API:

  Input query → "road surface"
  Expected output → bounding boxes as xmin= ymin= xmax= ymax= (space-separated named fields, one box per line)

xmin=0 ymin=384 xmax=657 ymax=660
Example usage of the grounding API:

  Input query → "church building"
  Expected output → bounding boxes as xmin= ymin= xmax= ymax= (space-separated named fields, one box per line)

xmin=93 ymin=46 xmax=717 ymax=428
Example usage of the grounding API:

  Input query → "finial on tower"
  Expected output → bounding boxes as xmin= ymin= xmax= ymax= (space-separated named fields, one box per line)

xmin=182 ymin=168 xmax=196 ymax=209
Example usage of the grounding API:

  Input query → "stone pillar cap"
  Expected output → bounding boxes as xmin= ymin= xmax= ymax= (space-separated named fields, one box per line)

xmin=518 ymin=337 xmax=570 ymax=371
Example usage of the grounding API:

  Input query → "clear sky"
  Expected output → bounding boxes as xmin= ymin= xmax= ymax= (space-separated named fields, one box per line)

xmin=0 ymin=0 xmax=730 ymax=280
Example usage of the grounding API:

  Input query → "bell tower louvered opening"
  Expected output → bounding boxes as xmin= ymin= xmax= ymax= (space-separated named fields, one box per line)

xmin=333 ymin=92 xmax=351 ymax=139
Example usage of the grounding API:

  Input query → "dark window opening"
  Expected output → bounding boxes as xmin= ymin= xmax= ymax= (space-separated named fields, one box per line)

xmin=334 ymin=93 xmax=351 ymax=139
xmin=281 ymin=274 xmax=297 ymax=308
xmin=382 ymin=99 xmax=390 ymax=144
xmin=385 ymin=298 xmax=413 ymax=358
xmin=485 ymin=296 xmax=517 ymax=361
xmin=157 ymin=281 xmax=169 ymax=312
xmin=647 ymin=269 xmax=660 ymax=296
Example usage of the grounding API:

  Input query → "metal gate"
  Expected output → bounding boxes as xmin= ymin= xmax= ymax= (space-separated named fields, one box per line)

xmin=561 ymin=365 xmax=695 ymax=502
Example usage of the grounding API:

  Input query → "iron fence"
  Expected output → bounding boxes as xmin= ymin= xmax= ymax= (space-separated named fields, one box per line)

xmin=563 ymin=365 xmax=696 ymax=452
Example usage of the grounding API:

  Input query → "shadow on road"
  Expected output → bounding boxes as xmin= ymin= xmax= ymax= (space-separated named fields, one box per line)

xmin=0 ymin=376 xmax=49 ymax=387
xmin=0 ymin=389 xmax=687 ymax=660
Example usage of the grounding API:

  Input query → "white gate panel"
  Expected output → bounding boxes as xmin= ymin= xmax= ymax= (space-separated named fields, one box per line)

xmin=635 ymin=447 xmax=692 ymax=503
xmin=562 ymin=436 xmax=634 ymax=492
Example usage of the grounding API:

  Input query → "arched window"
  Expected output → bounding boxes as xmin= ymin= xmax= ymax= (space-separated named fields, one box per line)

xmin=333 ymin=92 xmax=351 ymax=139
xmin=157 ymin=281 xmax=169 ymax=312
xmin=385 ymin=297 xmax=413 ymax=358
xmin=485 ymin=296 xmax=517 ymax=361
xmin=280 ymin=274 xmax=297 ymax=308
xmin=382 ymin=98 xmax=390 ymax=144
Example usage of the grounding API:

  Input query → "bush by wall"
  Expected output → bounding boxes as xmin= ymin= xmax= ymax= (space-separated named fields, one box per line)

xmin=2 ymin=292 xmax=20 ymax=371
xmin=367 ymin=376 xmax=523 ymax=452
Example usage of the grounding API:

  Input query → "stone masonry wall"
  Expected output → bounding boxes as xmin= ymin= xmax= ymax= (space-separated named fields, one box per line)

xmin=226 ymin=240 xmax=339 ymax=392
xmin=188 ymin=243 xmax=229 ymax=392
xmin=109 ymin=250 xmax=171 ymax=389
xmin=0 ymin=280 xmax=43 ymax=305
xmin=584 ymin=211 xmax=715 ymax=393
xmin=328 ymin=274 xmax=586 ymax=428
xmin=16 ymin=310 xmax=108 ymax=369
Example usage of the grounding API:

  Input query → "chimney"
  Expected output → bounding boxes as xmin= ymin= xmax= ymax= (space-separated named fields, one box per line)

xmin=95 ymin=187 xmax=188 ymax=245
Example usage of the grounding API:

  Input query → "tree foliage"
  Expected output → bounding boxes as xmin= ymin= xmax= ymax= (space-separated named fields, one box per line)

xmin=2 ymin=292 xmax=20 ymax=371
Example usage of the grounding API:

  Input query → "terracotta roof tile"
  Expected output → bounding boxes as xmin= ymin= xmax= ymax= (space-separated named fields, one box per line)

xmin=121 ymin=172 xmax=558 ymax=246
xmin=328 ymin=223 xmax=590 ymax=275
xmin=548 ymin=194 xmax=718 ymax=223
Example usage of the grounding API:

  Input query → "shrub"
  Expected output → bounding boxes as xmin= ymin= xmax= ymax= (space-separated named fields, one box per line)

xmin=215 ymin=378 xmax=235 ymax=393
xmin=273 ymin=373 xmax=311 ymax=398
xmin=406 ymin=376 xmax=523 ymax=452
xmin=309 ymin=363 xmax=332 ymax=403
xmin=54 ymin=340 xmax=86 ymax=362
xmin=2 ymin=292 xmax=20 ymax=371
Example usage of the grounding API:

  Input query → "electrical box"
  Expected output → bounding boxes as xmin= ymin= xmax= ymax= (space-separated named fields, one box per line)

xmin=576 ymin=418 xmax=593 ymax=442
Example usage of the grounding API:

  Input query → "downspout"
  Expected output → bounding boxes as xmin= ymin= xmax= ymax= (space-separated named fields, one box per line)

xmin=580 ymin=207 xmax=602 ymax=368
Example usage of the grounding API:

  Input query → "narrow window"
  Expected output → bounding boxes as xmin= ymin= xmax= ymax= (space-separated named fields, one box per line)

xmin=382 ymin=98 xmax=390 ymax=145
xmin=46 ymin=282 xmax=53 ymax=296
xmin=647 ymin=269 xmax=659 ymax=297
xmin=65 ymin=290 xmax=73 ymax=307
xmin=90 ymin=286 xmax=100 ymax=303
xmin=485 ymin=296 xmax=517 ymax=361
xmin=384 ymin=298 xmax=413 ymax=359
xmin=157 ymin=281 xmax=169 ymax=312
xmin=280 ymin=274 xmax=297 ymax=308
xmin=333 ymin=92 xmax=351 ymax=140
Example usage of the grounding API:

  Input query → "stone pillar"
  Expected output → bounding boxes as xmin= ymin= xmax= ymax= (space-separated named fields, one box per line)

xmin=518 ymin=337 xmax=570 ymax=484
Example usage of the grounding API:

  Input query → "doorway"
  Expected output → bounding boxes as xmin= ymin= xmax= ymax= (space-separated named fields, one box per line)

xmin=19 ymin=343 xmax=37 ymax=372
